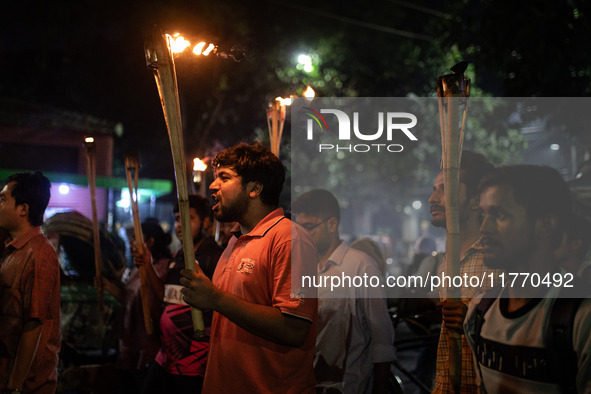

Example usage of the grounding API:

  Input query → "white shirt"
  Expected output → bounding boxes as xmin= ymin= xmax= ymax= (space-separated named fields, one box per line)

xmin=315 ymin=241 xmax=396 ymax=394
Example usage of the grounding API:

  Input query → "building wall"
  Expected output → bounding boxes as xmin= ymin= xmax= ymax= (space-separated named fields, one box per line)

xmin=46 ymin=183 xmax=108 ymax=224
xmin=0 ymin=126 xmax=113 ymax=177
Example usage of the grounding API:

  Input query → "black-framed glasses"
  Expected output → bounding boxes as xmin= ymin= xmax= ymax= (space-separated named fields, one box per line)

xmin=300 ymin=217 xmax=331 ymax=231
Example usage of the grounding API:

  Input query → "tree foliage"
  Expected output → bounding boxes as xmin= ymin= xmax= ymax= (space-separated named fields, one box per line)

xmin=3 ymin=0 xmax=588 ymax=222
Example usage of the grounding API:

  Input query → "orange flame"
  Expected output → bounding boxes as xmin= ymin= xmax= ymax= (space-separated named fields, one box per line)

xmin=275 ymin=96 xmax=293 ymax=106
xmin=193 ymin=42 xmax=206 ymax=55
xmin=203 ymin=44 xmax=215 ymax=56
xmin=303 ymin=85 xmax=315 ymax=100
xmin=166 ymin=33 xmax=218 ymax=57
xmin=193 ymin=158 xmax=207 ymax=172
xmin=169 ymin=33 xmax=191 ymax=54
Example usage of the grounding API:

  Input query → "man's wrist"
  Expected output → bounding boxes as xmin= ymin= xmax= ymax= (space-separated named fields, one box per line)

xmin=210 ymin=287 xmax=224 ymax=312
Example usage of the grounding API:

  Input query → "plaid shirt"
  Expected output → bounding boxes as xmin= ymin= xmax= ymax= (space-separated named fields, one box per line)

xmin=0 ymin=227 xmax=61 ymax=394
xmin=432 ymin=239 xmax=503 ymax=393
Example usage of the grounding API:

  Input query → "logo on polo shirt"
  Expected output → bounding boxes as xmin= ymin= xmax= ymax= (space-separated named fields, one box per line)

xmin=237 ymin=258 xmax=255 ymax=275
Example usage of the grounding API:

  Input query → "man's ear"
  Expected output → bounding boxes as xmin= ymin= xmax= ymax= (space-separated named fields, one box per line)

xmin=469 ymin=195 xmax=480 ymax=211
xmin=247 ymin=181 xmax=263 ymax=199
xmin=536 ymin=214 xmax=558 ymax=240
xmin=327 ymin=217 xmax=339 ymax=233
xmin=17 ymin=203 xmax=29 ymax=219
xmin=145 ymin=237 xmax=155 ymax=250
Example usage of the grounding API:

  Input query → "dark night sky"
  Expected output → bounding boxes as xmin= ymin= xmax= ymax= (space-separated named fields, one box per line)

xmin=5 ymin=1 xmax=588 ymax=182
xmin=1 ymin=0 xmax=316 ymax=178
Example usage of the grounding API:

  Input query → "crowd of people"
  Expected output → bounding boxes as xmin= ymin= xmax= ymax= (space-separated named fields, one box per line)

xmin=1 ymin=142 xmax=590 ymax=393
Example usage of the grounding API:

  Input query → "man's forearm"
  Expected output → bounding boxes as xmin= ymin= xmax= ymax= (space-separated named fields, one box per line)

xmin=7 ymin=320 xmax=43 ymax=390
xmin=180 ymin=267 xmax=312 ymax=347
xmin=213 ymin=290 xmax=311 ymax=347
xmin=145 ymin=261 xmax=165 ymax=300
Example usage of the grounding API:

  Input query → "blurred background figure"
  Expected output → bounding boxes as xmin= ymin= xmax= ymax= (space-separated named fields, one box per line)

xmin=406 ymin=235 xmax=437 ymax=278
xmin=394 ymin=234 xmax=441 ymax=391
xmin=136 ymin=195 xmax=222 ymax=394
xmin=554 ymin=212 xmax=591 ymax=281
xmin=43 ymin=211 xmax=126 ymax=393
xmin=102 ymin=218 xmax=171 ymax=394
xmin=293 ymin=189 xmax=397 ymax=394
xmin=350 ymin=237 xmax=388 ymax=279
xmin=216 ymin=221 xmax=238 ymax=249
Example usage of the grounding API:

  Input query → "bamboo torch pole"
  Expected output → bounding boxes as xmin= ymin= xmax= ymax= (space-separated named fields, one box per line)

xmin=84 ymin=137 xmax=104 ymax=312
xmin=267 ymin=88 xmax=313 ymax=157
xmin=267 ymin=98 xmax=288 ymax=157
xmin=125 ymin=152 xmax=153 ymax=335
xmin=145 ymin=26 xmax=205 ymax=337
xmin=436 ymin=62 xmax=470 ymax=393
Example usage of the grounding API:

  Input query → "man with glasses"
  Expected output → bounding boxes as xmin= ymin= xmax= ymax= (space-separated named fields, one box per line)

xmin=293 ymin=189 xmax=396 ymax=394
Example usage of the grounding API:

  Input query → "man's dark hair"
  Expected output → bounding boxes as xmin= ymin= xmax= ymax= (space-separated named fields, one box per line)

xmin=563 ymin=213 xmax=591 ymax=261
xmin=173 ymin=194 xmax=211 ymax=221
xmin=292 ymin=189 xmax=340 ymax=222
xmin=459 ymin=151 xmax=495 ymax=198
xmin=142 ymin=217 xmax=172 ymax=260
xmin=212 ymin=142 xmax=285 ymax=207
xmin=6 ymin=172 xmax=51 ymax=226
xmin=479 ymin=165 xmax=572 ymax=247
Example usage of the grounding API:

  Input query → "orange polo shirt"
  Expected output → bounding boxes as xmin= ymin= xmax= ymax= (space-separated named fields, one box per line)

xmin=203 ymin=209 xmax=318 ymax=394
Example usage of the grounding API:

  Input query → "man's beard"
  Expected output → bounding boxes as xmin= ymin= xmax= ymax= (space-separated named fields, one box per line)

xmin=483 ymin=233 xmax=535 ymax=270
xmin=431 ymin=215 xmax=445 ymax=228
xmin=215 ymin=193 xmax=249 ymax=223
xmin=430 ymin=198 xmax=471 ymax=229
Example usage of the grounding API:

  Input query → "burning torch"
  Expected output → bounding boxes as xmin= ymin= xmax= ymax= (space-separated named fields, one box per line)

xmin=436 ymin=60 xmax=470 ymax=393
xmin=145 ymin=26 xmax=246 ymax=336
xmin=267 ymin=85 xmax=315 ymax=157
xmin=145 ymin=27 xmax=205 ymax=337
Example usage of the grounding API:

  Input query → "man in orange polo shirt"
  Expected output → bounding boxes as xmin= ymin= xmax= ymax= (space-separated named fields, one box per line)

xmin=181 ymin=142 xmax=318 ymax=393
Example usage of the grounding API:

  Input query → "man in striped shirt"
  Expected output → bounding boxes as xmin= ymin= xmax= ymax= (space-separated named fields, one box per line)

xmin=428 ymin=152 xmax=502 ymax=393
